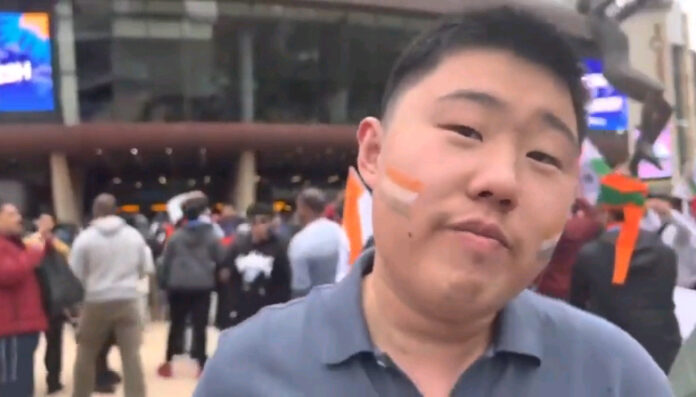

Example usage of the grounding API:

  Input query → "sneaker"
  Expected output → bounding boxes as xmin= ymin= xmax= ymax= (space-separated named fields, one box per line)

xmin=47 ymin=383 xmax=64 ymax=395
xmin=94 ymin=382 xmax=116 ymax=394
xmin=157 ymin=362 xmax=173 ymax=378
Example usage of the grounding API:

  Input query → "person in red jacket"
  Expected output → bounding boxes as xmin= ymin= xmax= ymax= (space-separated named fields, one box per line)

xmin=0 ymin=199 xmax=47 ymax=397
xmin=535 ymin=198 xmax=603 ymax=300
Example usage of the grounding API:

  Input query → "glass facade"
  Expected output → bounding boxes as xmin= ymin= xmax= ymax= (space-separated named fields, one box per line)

xmin=73 ymin=0 xmax=431 ymax=124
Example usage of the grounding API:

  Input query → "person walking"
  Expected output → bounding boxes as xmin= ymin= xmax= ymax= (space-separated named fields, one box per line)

xmin=158 ymin=195 xmax=223 ymax=377
xmin=0 ymin=199 xmax=47 ymax=397
xmin=24 ymin=212 xmax=70 ymax=394
xmin=70 ymin=194 xmax=148 ymax=397
xmin=571 ymin=173 xmax=682 ymax=373
xmin=288 ymin=188 xmax=349 ymax=297
xmin=216 ymin=203 xmax=291 ymax=329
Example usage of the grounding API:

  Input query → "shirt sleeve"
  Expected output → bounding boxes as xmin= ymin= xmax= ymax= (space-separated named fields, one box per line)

xmin=69 ymin=235 xmax=88 ymax=285
xmin=617 ymin=337 xmax=674 ymax=397
xmin=288 ymin=238 xmax=311 ymax=298
xmin=0 ymin=244 xmax=43 ymax=287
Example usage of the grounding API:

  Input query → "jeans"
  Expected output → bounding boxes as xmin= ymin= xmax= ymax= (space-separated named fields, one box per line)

xmin=166 ymin=290 xmax=211 ymax=367
xmin=73 ymin=299 xmax=145 ymax=397
xmin=0 ymin=333 xmax=40 ymax=397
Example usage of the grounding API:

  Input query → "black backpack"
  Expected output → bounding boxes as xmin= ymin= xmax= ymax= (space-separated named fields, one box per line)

xmin=35 ymin=246 xmax=84 ymax=318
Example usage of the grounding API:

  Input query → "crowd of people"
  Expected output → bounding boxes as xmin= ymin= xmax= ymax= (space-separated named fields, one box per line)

xmin=0 ymin=186 xmax=348 ymax=397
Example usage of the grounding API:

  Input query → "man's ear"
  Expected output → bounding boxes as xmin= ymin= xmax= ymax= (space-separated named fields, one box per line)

xmin=356 ymin=117 xmax=384 ymax=190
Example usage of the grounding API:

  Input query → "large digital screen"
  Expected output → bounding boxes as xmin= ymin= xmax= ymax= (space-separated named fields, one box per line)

xmin=0 ymin=12 xmax=55 ymax=112
xmin=582 ymin=59 xmax=629 ymax=131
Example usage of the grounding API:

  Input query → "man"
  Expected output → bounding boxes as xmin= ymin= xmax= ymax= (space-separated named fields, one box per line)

xmin=216 ymin=203 xmax=291 ymax=329
xmin=196 ymin=7 xmax=672 ymax=396
xmin=0 ymin=200 xmax=47 ymax=397
xmin=24 ymin=213 xmax=70 ymax=394
xmin=535 ymin=197 xmax=603 ymax=300
xmin=158 ymin=195 xmax=223 ymax=377
xmin=643 ymin=197 xmax=696 ymax=288
xmin=570 ymin=174 xmax=681 ymax=374
xmin=288 ymin=188 xmax=349 ymax=297
xmin=218 ymin=204 xmax=244 ymax=238
xmin=70 ymin=194 xmax=147 ymax=397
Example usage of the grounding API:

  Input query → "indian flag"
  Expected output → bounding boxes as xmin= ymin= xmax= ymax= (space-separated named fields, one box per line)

xmin=580 ymin=140 xmax=611 ymax=204
xmin=336 ymin=167 xmax=373 ymax=281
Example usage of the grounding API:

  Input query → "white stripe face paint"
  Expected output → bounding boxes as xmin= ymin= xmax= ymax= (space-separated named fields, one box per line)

xmin=537 ymin=233 xmax=562 ymax=264
xmin=381 ymin=166 xmax=424 ymax=217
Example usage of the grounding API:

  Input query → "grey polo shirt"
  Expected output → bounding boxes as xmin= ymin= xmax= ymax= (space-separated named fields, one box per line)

xmin=195 ymin=249 xmax=673 ymax=397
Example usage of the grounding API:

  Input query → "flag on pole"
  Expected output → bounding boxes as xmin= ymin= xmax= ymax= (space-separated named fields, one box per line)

xmin=579 ymin=140 xmax=612 ymax=204
xmin=335 ymin=167 xmax=373 ymax=281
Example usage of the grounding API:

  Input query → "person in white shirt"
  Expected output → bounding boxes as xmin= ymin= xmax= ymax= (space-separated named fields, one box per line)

xmin=288 ymin=188 xmax=349 ymax=297
xmin=643 ymin=198 xmax=696 ymax=288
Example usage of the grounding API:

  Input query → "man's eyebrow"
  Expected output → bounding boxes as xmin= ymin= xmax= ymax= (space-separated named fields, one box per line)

xmin=540 ymin=111 xmax=578 ymax=147
xmin=436 ymin=89 xmax=507 ymax=110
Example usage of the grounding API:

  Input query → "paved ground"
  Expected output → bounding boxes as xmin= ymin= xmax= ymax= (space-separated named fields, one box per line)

xmin=34 ymin=322 xmax=219 ymax=397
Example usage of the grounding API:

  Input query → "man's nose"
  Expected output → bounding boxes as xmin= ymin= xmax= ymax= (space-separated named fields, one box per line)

xmin=465 ymin=145 xmax=520 ymax=212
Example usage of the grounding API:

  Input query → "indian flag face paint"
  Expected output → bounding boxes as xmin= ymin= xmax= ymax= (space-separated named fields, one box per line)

xmin=537 ymin=233 xmax=562 ymax=264
xmin=381 ymin=166 xmax=424 ymax=217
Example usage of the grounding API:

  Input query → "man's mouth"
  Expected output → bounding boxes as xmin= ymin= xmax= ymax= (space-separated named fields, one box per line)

xmin=447 ymin=218 xmax=510 ymax=250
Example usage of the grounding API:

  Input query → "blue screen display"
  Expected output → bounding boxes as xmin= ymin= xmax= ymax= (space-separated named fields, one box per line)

xmin=583 ymin=59 xmax=629 ymax=131
xmin=0 ymin=12 xmax=55 ymax=112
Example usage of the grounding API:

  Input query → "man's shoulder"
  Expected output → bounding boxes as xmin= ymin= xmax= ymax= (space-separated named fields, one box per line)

xmin=217 ymin=294 xmax=314 ymax=357
xmin=517 ymin=291 xmax=671 ymax=394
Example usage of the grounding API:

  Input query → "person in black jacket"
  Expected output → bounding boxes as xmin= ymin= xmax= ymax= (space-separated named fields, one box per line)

xmin=570 ymin=173 xmax=681 ymax=374
xmin=216 ymin=203 xmax=291 ymax=330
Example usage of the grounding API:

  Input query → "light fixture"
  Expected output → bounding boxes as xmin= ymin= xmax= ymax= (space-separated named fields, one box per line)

xmin=203 ymin=175 xmax=211 ymax=185
xmin=135 ymin=181 xmax=143 ymax=189
xmin=165 ymin=147 xmax=173 ymax=155
xmin=200 ymin=147 xmax=207 ymax=154
xmin=96 ymin=148 xmax=103 ymax=156
xmin=188 ymin=179 xmax=197 ymax=187
xmin=112 ymin=177 xmax=122 ymax=185
xmin=158 ymin=176 xmax=167 ymax=185
xmin=328 ymin=175 xmax=340 ymax=183
xmin=291 ymin=175 xmax=302 ymax=183
xmin=130 ymin=148 xmax=139 ymax=156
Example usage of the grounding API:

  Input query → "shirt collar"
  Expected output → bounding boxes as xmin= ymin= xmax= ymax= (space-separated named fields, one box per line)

xmin=316 ymin=248 xmax=543 ymax=366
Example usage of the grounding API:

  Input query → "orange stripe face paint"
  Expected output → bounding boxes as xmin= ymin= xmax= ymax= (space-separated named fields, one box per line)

xmin=382 ymin=166 xmax=424 ymax=217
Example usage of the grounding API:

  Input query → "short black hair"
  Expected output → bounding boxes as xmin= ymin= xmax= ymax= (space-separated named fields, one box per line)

xmin=92 ymin=193 xmax=118 ymax=218
xmin=298 ymin=188 xmax=327 ymax=214
xmin=382 ymin=6 xmax=587 ymax=141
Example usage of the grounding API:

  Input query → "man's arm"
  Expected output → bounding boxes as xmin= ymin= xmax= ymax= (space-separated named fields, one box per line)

xmin=0 ymin=244 xmax=44 ymax=287
xmin=288 ymin=240 xmax=311 ymax=298
xmin=69 ymin=235 xmax=88 ymax=285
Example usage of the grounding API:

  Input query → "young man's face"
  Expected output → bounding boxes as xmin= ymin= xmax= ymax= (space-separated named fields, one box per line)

xmin=36 ymin=214 xmax=56 ymax=235
xmin=250 ymin=215 xmax=273 ymax=242
xmin=358 ymin=49 xmax=580 ymax=317
xmin=0 ymin=204 xmax=24 ymax=237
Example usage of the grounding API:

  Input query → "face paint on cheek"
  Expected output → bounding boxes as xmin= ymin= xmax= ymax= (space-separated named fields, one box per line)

xmin=381 ymin=166 xmax=424 ymax=217
xmin=537 ymin=233 xmax=562 ymax=264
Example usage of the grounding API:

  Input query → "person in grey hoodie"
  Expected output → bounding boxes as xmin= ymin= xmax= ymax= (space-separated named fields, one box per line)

xmin=157 ymin=196 xmax=223 ymax=377
xmin=70 ymin=194 xmax=148 ymax=397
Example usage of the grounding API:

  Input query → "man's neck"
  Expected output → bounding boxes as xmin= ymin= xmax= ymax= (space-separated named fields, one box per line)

xmin=302 ymin=215 xmax=322 ymax=228
xmin=362 ymin=255 xmax=496 ymax=396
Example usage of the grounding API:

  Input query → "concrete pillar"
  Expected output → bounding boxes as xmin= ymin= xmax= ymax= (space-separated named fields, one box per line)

xmin=681 ymin=12 xmax=696 ymax=169
xmin=51 ymin=0 xmax=82 ymax=225
xmin=234 ymin=27 xmax=257 ymax=212
xmin=50 ymin=153 xmax=80 ymax=225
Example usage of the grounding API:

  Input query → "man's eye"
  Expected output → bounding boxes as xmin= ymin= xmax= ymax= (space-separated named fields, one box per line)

xmin=439 ymin=124 xmax=483 ymax=141
xmin=527 ymin=151 xmax=562 ymax=169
